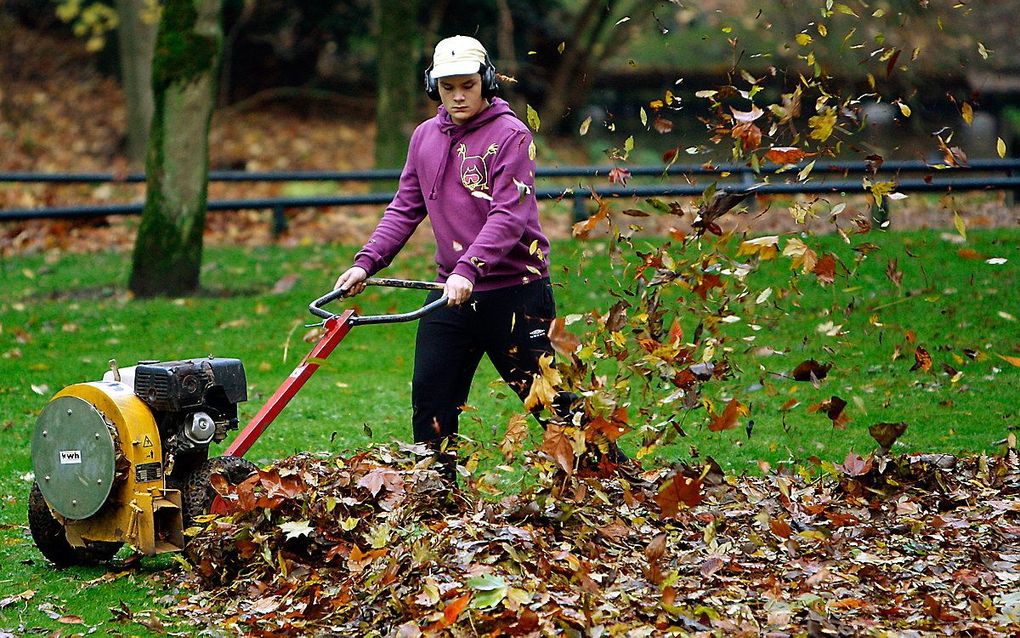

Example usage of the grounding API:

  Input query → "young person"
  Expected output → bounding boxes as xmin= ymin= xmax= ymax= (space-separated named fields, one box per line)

xmin=334 ymin=36 xmax=570 ymax=472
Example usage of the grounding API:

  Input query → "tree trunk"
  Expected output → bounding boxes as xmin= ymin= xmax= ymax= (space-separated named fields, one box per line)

xmin=129 ymin=0 xmax=223 ymax=298
xmin=374 ymin=0 xmax=421 ymax=169
xmin=114 ymin=0 xmax=157 ymax=168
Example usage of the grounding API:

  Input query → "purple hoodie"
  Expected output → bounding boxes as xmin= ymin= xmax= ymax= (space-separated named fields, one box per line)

xmin=353 ymin=98 xmax=551 ymax=291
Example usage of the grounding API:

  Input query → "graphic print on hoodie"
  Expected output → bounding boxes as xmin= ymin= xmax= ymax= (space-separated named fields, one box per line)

xmin=458 ymin=143 xmax=499 ymax=192
xmin=353 ymin=98 xmax=551 ymax=292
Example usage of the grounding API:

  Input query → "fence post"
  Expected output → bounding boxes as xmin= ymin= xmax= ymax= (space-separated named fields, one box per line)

xmin=271 ymin=205 xmax=288 ymax=236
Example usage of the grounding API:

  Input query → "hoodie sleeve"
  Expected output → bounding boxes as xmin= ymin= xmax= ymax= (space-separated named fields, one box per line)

xmin=353 ymin=129 xmax=428 ymax=276
xmin=451 ymin=128 xmax=536 ymax=284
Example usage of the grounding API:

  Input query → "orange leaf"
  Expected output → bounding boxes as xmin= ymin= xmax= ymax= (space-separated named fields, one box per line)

xmin=770 ymin=518 xmax=793 ymax=539
xmin=910 ymin=346 xmax=933 ymax=372
xmin=996 ymin=354 xmax=1020 ymax=368
xmin=764 ymin=146 xmax=812 ymax=164
xmin=708 ymin=398 xmax=748 ymax=432
xmin=443 ymin=594 xmax=472 ymax=625
xmin=542 ymin=424 xmax=575 ymax=474
xmin=654 ymin=472 xmax=702 ymax=518
xmin=547 ymin=317 xmax=580 ymax=357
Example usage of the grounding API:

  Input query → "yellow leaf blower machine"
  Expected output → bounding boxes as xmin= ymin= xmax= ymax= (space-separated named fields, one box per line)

xmin=28 ymin=279 xmax=445 ymax=566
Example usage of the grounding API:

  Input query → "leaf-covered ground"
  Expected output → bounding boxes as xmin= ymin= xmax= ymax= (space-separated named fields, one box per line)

xmin=174 ymin=444 xmax=1020 ymax=636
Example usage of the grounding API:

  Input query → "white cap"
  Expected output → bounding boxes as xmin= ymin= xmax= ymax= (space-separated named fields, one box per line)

xmin=429 ymin=36 xmax=488 ymax=79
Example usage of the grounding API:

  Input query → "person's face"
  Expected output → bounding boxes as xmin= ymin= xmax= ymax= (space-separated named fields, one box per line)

xmin=438 ymin=73 xmax=487 ymax=125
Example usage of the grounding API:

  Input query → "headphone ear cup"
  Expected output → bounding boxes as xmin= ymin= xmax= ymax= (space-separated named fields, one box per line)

xmin=424 ymin=66 xmax=440 ymax=101
xmin=482 ymin=65 xmax=499 ymax=99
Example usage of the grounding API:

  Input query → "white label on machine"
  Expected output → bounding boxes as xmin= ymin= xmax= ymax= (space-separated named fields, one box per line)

xmin=60 ymin=450 xmax=82 ymax=464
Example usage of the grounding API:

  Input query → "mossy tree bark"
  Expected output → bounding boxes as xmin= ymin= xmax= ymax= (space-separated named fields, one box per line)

xmin=114 ymin=0 xmax=157 ymax=168
xmin=373 ymin=0 xmax=420 ymax=170
xmin=129 ymin=0 xmax=223 ymax=298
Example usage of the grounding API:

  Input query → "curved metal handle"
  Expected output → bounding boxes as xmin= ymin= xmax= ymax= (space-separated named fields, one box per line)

xmin=309 ymin=277 xmax=447 ymax=323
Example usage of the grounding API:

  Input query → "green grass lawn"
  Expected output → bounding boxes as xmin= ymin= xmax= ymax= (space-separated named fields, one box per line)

xmin=0 ymin=227 xmax=1017 ymax=633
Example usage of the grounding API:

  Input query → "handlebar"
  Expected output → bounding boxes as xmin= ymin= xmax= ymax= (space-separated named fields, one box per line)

xmin=309 ymin=277 xmax=448 ymax=325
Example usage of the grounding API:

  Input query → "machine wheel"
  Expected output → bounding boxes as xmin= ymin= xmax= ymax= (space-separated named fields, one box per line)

xmin=181 ymin=456 xmax=259 ymax=528
xmin=28 ymin=483 xmax=122 ymax=567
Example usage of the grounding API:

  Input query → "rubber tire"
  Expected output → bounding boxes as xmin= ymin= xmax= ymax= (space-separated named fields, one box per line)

xmin=28 ymin=483 xmax=122 ymax=567
xmin=181 ymin=456 xmax=259 ymax=528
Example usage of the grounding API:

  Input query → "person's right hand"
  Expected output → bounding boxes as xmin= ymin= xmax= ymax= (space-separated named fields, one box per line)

xmin=334 ymin=266 xmax=368 ymax=296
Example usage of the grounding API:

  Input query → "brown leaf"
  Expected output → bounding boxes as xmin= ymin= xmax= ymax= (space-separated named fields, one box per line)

xmin=547 ymin=317 xmax=580 ymax=357
xmin=910 ymin=346 xmax=933 ymax=372
xmin=708 ymin=398 xmax=748 ymax=432
xmin=644 ymin=533 xmax=667 ymax=563
xmin=792 ymin=359 xmax=831 ymax=381
xmin=869 ymin=422 xmax=908 ymax=450
xmin=541 ymin=424 xmax=575 ymax=474
xmin=653 ymin=116 xmax=674 ymax=134
xmin=809 ymin=396 xmax=849 ymax=429
xmin=655 ymin=472 xmax=702 ymax=518
xmin=763 ymin=146 xmax=812 ymax=164
xmin=770 ymin=518 xmax=793 ymax=539
xmin=731 ymin=121 xmax=762 ymax=150
xmin=813 ymin=253 xmax=837 ymax=285
xmin=587 ymin=407 xmax=629 ymax=442
xmin=500 ymin=414 xmax=530 ymax=462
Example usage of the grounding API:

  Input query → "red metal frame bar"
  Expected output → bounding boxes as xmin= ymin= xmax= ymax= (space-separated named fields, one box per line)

xmin=223 ymin=309 xmax=356 ymax=458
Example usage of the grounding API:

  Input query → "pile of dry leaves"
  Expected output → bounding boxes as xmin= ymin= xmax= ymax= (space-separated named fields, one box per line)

xmin=173 ymin=443 xmax=1020 ymax=636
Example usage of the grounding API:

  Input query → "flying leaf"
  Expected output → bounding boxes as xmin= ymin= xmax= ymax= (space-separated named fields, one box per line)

xmin=809 ymin=396 xmax=849 ymax=429
xmin=500 ymin=414 xmax=530 ymax=461
xmin=708 ymin=398 xmax=749 ymax=432
xmin=608 ymin=167 xmax=632 ymax=186
xmin=869 ymin=422 xmax=908 ymax=450
xmin=808 ymin=107 xmax=837 ymax=142
xmin=653 ymin=117 xmax=673 ymax=134
xmin=579 ymin=116 xmax=592 ymax=136
xmin=783 ymin=237 xmax=818 ymax=272
xmin=526 ymin=104 xmax=541 ymax=131
xmin=953 ymin=212 xmax=966 ymax=240
xmin=961 ymin=102 xmax=974 ymax=125
xmin=547 ymin=317 xmax=581 ymax=357
xmin=792 ymin=359 xmax=831 ymax=382
xmin=541 ymin=424 xmax=575 ymax=474
xmin=764 ymin=147 xmax=811 ymax=164
xmin=910 ymin=346 xmax=933 ymax=373
xmin=730 ymin=105 xmax=764 ymax=123
xmin=813 ymin=253 xmax=837 ymax=285
xmin=737 ymin=235 xmax=779 ymax=260
xmin=997 ymin=137 xmax=1007 ymax=158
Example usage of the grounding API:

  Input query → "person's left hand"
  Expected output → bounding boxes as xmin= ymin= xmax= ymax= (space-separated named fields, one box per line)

xmin=444 ymin=274 xmax=473 ymax=306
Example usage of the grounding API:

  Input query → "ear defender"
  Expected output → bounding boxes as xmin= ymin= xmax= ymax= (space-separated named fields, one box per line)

xmin=424 ymin=55 xmax=500 ymax=102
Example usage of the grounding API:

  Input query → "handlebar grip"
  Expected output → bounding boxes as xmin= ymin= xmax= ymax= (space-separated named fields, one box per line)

xmin=308 ymin=278 xmax=448 ymax=322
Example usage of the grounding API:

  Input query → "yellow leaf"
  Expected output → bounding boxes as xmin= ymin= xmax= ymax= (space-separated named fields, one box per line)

xmin=808 ymin=107 xmax=837 ymax=142
xmin=997 ymin=137 xmax=1006 ymax=158
xmin=579 ymin=116 xmax=591 ymax=136
xmin=640 ymin=107 xmax=647 ymax=127
xmin=953 ymin=212 xmax=967 ymax=240
xmin=737 ymin=236 xmax=780 ymax=260
xmin=796 ymin=33 xmax=813 ymax=46
xmin=961 ymin=102 xmax=974 ymax=125
xmin=526 ymin=104 xmax=541 ymax=132
xmin=996 ymin=354 xmax=1020 ymax=368
xmin=897 ymin=102 xmax=911 ymax=118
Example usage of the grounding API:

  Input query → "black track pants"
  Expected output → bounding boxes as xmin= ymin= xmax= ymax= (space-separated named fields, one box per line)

xmin=411 ymin=278 xmax=570 ymax=443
